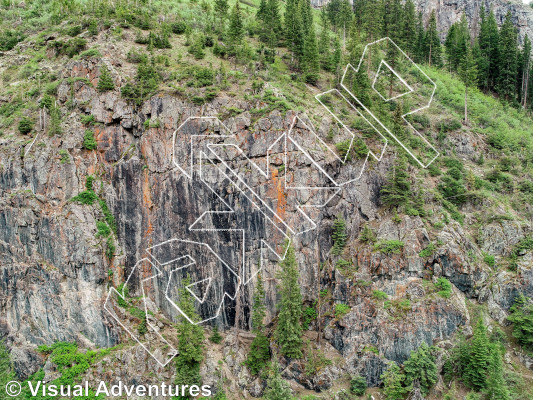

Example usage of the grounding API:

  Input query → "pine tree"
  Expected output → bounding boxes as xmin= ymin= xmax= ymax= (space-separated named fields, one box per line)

xmin=359 ymin=0 xmax=383 ymax=41
xmin=425 ymin=10 xmax=442 ymax=67
xmin=285 ymin=0 xmax=304 ymax=63
xmin=459 ymin=43 xmax=478 ymax=123
xmin=246 ymin=274 xmax=271 ymax=375
xmin=263 ymin=360 xmax=293 ymax=400
xmin=266 ymin=0 xmax=282 ymax=46
xmin=402 ymin=0 xmax=417 ymax=54
xmin=497 ymin=11 xmax=518 ymax=101
xmin=174 ymin=276 xmax=205 ymax=398
xmin=508 ymin=293 xmax=533 ymax=349
xmin=318 ymin=22 xmax=331 ymax=71
xmin=331 ymin=215 xmax=347 ymax=256
xmin=339 ymin=0 xmax=352 ymax=49
xmin=519 ymin=35 xmax=531 ymax=108
xmin=445 ymin=15 xmax=469 ymax=72
xmin=403 ymin=342 xmax=438 ymax=395
xmin=383 ymin=0 xmax=403 ymax=43
xmin=275 ymin=242 xmax=303 ymax=359
xmin=300 ymin=0 xmax=312 ymax=37
xmin=463 ymin=320 xmax=490 ymax=391
xmin=302 ymin=21 xmax=320 ymax=84
xmin=380 ymin=153 xmax=410 ymax=209
xmin=215 ymin=0 xmax=229 ymax=31
xmin=331 ymin=35 xmax=342 ymax=80
xmin=257 ymin=0 xmax=267 ymax=22
xmin=346 ymin=17 xmax=363 ymax=66
xmin=381 ymin=362 xmax=409 ymax=400
xmin=228 ymin=0 xmax=244 ymax=46
xmin=485 ymin=9 xmax=501 ymax=91
xmin=97 ymin=64 xmax=114 ymax=92
xmin=485 ymin=348 xmax=510 ymax=400
xmin=414 ymin=11 xmax=426 ymax=64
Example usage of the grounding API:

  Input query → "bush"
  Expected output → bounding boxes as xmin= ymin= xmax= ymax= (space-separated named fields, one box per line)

xmin=438 ymin=118 xmax=462 ymax=132
xmin=81 ymin=114 xmax=95 ymax=125
xmin=508 ymin=294 xmax=533 ymax=349
xmin=210 ymin=326 xmax=223 ymax=344
xmin=419 ymin=243 xmax=436 ymax=258
xmin=245 ymin=332 xmax=270 ymax=375
xmin=350 ymin=375 xmax=367 ymax=396
xmin=171 ymin=21 xmax=188 ymax=34
xmin=193 ymin=66 xmax=215 ymax=87
xmin=0 ymin=29 xmax=25 ymax=51
xmin=435 ymin=277 xmax=452 ymax=298
xmin=97 ymin=64 xmax=114 ymax=92
xmin=335 ymin=303 xmax=350 ymax=319
xmin=374 ymin=240 xmax=405 ymax=255
xmin=483 ymin=253 xmax=495 ymax=267
xmin=373 ymin=290 xmax=388 ymax=300
xmin=403 ymin=342 xmax=437 ymax=395
xmin=189 ymin=34 xmax=206 ymax=59
xmin=96 ymin=221 xmax=111 ymax=238
xmin=331 ymin=216 xmax=347 ymax=256
xmin=70 ymin=190 xmax=98 ymax=205
xmin=359 ymin=224 xmax=376 ymax=243
xmin=83 ymin=130 xmax=97 ymax=150
xmin=18 ymin=117 xmax=33 ymax=134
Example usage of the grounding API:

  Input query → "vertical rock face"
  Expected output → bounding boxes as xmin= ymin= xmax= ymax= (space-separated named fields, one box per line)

xmin=310 ymin=0 xmax=533 ymax=45
xmin=0 ymin=57 xmax=532 ymax=390
xmin=412 ymin=0 xmax=533 ymax=44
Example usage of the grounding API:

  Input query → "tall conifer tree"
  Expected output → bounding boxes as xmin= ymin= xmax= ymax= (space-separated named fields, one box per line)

xmin=275 ymin=242 xmax=303 ymax=359
xmin=425 ymin=10 xmax=442 ymax=67
xmin=497 ymin=11 xmax=518 ymax=101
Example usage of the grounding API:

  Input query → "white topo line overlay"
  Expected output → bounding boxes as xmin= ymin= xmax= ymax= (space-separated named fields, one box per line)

xmin=104 ymin=38 xmax=438 ymax=366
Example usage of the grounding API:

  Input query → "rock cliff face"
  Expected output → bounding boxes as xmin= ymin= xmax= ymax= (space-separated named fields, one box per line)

xmin=310 ymin=0 xmax=533 ymax=45
xmin=1 ymin=52 xmax=532 ymax=398
xmin=413 ymin=0 xmax=533 ymax=44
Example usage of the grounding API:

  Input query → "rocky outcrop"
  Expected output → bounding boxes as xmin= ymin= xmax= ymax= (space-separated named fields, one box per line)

xmin=413 ymin=0 xmax=533 ymax=45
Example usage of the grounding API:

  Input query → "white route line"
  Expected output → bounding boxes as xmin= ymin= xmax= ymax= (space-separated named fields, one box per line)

xmin=104 ymin=38 xmax=440 ymax=364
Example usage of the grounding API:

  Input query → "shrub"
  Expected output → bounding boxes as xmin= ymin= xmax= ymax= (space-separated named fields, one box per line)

xmin=188 ymin=34 xmax=206 ymax=59
xmin=435 ymin=277 xmax=452 ymax=299
xmin=18 ymin=117 xmax=33 ymax=134
xmin=193 ymin=66 xmax=215 ymax=87
xmin=245 ymin=332 xmax=270 ymax=375
xmin=331 ymin=216 xmax=347 ymax=256
xmin=373 ymin=290 xmax=388 ymax=300
xmin=81 ymin=114 xmax=95 ymax=125
xmin=302 ymin=304 xmax=317 ymax=330
xmin=96 ymin=221 xmax=111 ymax=238
xmin=97 ymin=64 xmax=114 ymax=92
xmin=0 ymin=29 xmax=25 ymax=51
xmin=483 ymin=253 xmax=495 ymax=267
xmin=83 ymin=130 xmax=97 ymax=150
xmin=350 ymin=375 xmax=367 ymax=396
xmin=508 ymin=294 xmax=533 ymax=349
xmin=171 ymin=21 xmax=188 ymax=34
xmin=419 ymin=243 xmax=436 ymax=258
xmin=335 ymin=303 xmax=350 ymax=319
xmin=210 ymin=326 xmax=223 ymax=344
xmin=58 ymin=149 xmax=70 ymax=164
xmin=374 ymin=240 xmax=405 ymax=255
xmin=403 ymin=342 xmax=437 ymax=395
xmin=70 ymin=190 xmax=98 ymax=205
xmin=359 ymin=224 xmax=376 ymax=243
xmin=106 ymin=237 xmax=115 ymax=259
